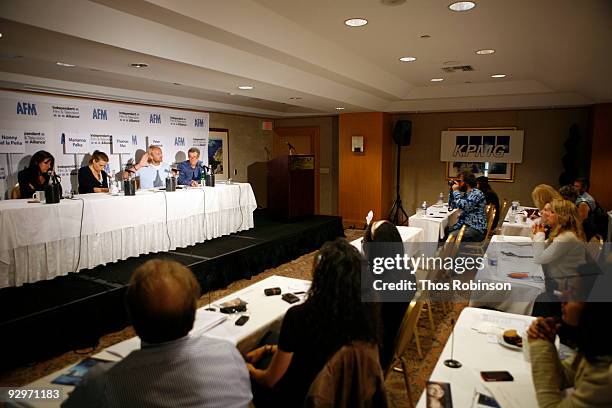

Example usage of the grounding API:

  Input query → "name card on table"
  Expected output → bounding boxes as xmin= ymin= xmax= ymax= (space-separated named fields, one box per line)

xmin=62 ymin=133 xmax=91 ymax=154
xmin=0 ymin=130 xmax=26 ymax=154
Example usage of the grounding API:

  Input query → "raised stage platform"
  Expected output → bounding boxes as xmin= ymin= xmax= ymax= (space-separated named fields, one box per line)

xmin=0 ymin=210 xmax=343 ymax=370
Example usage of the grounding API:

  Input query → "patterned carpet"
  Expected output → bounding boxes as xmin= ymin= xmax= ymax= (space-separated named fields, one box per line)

xmin=0 ymin=228 xmax=465 ymax=407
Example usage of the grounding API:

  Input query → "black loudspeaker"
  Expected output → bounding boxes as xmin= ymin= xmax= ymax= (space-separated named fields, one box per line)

xmin=392 ymin=120 xmax=412 ymax=146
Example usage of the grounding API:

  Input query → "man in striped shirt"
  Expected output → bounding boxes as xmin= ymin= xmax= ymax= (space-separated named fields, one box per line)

xmin=63 ymin=259 xmax=252 ymax=408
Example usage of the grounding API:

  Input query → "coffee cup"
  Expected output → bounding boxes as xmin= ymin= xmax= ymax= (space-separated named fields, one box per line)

xmin=32 ymin=191 xmax=46 ymax=203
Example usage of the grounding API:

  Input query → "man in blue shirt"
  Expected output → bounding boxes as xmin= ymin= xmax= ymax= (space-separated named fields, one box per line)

xmin=448 ymin=170 xmax=487 ymax=242
xmin=63 ymin=259 xmax=252 ymax=408
xmin=177 ymin=147 xmax=204 ymax=187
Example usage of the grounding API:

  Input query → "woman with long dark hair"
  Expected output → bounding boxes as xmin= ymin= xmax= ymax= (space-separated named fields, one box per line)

xmin=362 ymin=220 xmax=413 ymax=372
xmin=17 ymin=150 xmax=56 ymax=199
xmin=528 ymin=301 xmax=612 ymax=407
xmin=246 ymin=238 xmax=380 ymax=407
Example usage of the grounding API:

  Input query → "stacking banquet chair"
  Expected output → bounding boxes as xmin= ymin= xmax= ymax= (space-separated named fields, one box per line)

xmin=383 ymin=301 xmax=425 ymax=408
xmin=494 ymin=199 xmax=509 ymax=235
xmin=10 ymin=183 xmax=20 ymax=199
xmin=460 ymin=208 xmax=497 ymax=258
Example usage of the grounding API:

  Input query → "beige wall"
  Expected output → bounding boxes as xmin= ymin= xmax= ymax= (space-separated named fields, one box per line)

xmin=273 ymin=116 xmax=339 ymax=215
xmin=391 ymin=108 xmax=591 ymax=215
xmin=209 ymin=112 xmax=273 ymax=207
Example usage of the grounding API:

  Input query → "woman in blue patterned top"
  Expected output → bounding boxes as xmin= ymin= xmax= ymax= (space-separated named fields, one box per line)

xmin=448 ymin=170 xmax=487 ymax=242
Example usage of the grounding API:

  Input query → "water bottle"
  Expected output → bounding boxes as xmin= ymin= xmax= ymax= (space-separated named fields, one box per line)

xmin=438 ymin=192 xmax=444 ymax=205
xmin=109 ymin=171 xmax=119 ymax=195
xmin=421 ymin=201 xmax=428 ymax=211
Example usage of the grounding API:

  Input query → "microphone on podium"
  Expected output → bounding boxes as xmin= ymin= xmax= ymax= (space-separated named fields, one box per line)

xmin=286 ymin=142 xmax=296 ymax=155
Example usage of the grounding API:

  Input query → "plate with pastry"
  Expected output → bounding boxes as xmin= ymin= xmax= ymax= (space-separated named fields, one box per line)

xmin=498 ymin=329 xmax=523 ymax=351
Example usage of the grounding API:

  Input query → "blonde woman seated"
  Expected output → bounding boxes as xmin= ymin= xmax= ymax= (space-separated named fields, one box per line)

xmin=531 ymin=199 xmax=586 ymax=316
xmin=530 ymin=184 xmax=562 ymax=222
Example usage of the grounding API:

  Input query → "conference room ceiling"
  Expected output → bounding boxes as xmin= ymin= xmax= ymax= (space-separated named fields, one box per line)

xmin=0 ymin=0 xmax=610 ymax=117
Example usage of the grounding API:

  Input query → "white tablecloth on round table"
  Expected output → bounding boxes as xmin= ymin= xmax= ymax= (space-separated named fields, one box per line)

xmin=0 ymin=183 xmax=257 ymax=288
xmin=408 ymin=205 xmax=459 ymax=243
xmin=469 ymin=235 xmax=545 ymax=315
xmin=350 ymin=225 xmax=425 ymax=254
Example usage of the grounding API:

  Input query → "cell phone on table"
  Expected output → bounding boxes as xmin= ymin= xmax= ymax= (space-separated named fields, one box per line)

xmin=235 ymin=315 xmax=249 ymax=326
xmin=481 ymin=371 xmax=513 ymax=382
xmin=282 ymin=293 xmax=300 ymax=304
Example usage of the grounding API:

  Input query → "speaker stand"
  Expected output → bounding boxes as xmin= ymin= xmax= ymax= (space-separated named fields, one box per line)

xmin=388 ymin=143 xmax=409 ymax=226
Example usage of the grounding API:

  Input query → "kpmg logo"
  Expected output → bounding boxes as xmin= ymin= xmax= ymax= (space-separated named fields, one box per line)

xmin=150 ymin=113 xmax=161 ymax=124
xmin=92 ymin=108 xmax=108 ymax=120
xmin=453 ymin=135 xmax=510 ymax=158
xmin=194 ymin=118 xmax=204 ymax=128
xmin=131 ymin=135 xmax=138 ymax=145
xmin=174 ymin=137 xmax=185 ymax=146
xmin=17 ymin=102 xmax=37 ymax=116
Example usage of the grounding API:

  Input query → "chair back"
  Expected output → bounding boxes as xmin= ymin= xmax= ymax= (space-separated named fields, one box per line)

xmin=450 ymin=225 xmax=466 ymax=257
xmin=10 ymin=183 xmax=20 ymax=199
xmin=385 ymin=301 xmax=424 ymax=379
xmin=497 ymin=199 xmax=509 ymax=228
xmin=485 ymin=208 xmax=497 ymax=238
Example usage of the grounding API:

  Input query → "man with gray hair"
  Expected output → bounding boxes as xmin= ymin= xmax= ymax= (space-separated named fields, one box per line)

xmin=63 ymin=259 xmax=252 ymax=408
xmin=177 ymin=147 xmax=204 ymax=187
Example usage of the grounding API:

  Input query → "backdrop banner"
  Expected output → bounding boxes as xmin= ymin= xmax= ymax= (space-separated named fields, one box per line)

xmin=440 ymin=129 xmax=524 ymax=163
xmin=0 ymin=90 xmax=209 ymax=198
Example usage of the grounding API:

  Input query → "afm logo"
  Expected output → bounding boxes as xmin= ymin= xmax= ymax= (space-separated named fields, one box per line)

xmin=93 ymin=108 xmax=108 ymax=120
xmin=175 ymin=137 xmax=185 ymax=146
xmin=194 ymin=118 xmax=204 ymax=128
xmin=17 ymin=102 xmax=37 ymax=116
xmin=150 ymin=114 xmax=161 ymax=124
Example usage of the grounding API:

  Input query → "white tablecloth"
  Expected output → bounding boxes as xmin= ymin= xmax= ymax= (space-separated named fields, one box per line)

xmin=9 ymin=275 xmax=311 ymax=408
xmin=469 ymin=235 xmax=545 ymax=315
xmin=417 ymin=307 xmax=538 ymax=408
xmin=350 ymin=225 xmax=425 ymax=253
xmin=500 ymin=206 xmax=538 ymax=237
xmin=0 ymin=183 xmax=257 ymax=288
xmin=408 ymin=204 xmax=459 ymax=243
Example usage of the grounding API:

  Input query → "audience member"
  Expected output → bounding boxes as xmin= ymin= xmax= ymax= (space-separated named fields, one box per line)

xmin=476 ymin=176 xmax=500 ymax=229
xmin=528 ymin=302 xmax=612 ymax=407
xmin=560 ymin=185 xmax=597 ymax=240
xmin=448 ymin=170 xmax=487 ymax=242
xmin=531 ymin=184 xmax=562 ymax=211
xmin=177 ymin=147 xmax=204 ymax=187
xmin=531 ymin=199 xmax=586 ymax=317
xmin=245 ymin=238 xmax=380 ymax=407
xmin=63 ymin=259 xmax=252 ymax=408
xmin=363 ymin=220 xmax=412 ymax=372
xmin=78 ymin=150 xmax=109 ymax=194
xmin=17 ymin=150 xmax=57 ymax=199
xmin=573 ymin=177 xmax=596 ymax=214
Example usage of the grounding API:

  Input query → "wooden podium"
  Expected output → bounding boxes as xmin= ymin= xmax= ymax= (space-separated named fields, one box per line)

xmin=267 ymin=154 xmax=315 ymax=220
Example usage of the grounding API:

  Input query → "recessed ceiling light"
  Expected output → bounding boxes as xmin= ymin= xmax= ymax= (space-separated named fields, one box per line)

xmin=449 ymin=1 xmax=476 ymax=12
xmin=476 ymin=49 xmax=495 ymax=55
xmin=420 ymin=34 xmax=431 ymax=39
xmin=430 ymin=78 xmax=444 ymax=82
xmin=335 ymin=107 xmax=345 ymax=110
xmin=130 ymin=63 xmax=148 ymax=68
xmin=344 ymin=18 xmax=368 ymax=27
xmin=491 ymin=74 xmax=506 ymax=78
xmin=173 ymin=82 xmax=181 ymax=86
xmin=56 ymin=62 xmax=75 ymax=67
xmin=399 ymin=56 xmax=417 ymax=62
xmin=0 ymin=33 xmax=3 ymax=39
xmin=237 ymin=85 xmax=253 ymax=90
xmin=289 ymin=97 xmax=303 ymax=100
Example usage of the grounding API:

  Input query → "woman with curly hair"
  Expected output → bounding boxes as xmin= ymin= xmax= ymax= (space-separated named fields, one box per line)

xmin=246 ymin=238 xmax=380 ymax=407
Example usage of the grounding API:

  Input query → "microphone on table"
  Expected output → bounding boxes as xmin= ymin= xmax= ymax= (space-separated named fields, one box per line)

xmin=286 ymin=142 xmax=296 ymax=155
xmin=444 ymin=317 xmax=462 ymax=368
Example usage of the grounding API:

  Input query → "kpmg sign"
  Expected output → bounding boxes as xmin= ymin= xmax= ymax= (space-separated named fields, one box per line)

xmin=440 ymin=130 xmax=524 ymax=163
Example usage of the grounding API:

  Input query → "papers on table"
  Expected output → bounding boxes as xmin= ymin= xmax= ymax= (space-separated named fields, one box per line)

xmin=95 ymin=310 xmax=227 ymax=361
